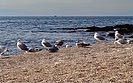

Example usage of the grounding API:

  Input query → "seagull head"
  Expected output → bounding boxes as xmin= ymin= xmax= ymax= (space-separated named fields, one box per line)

xmin=17 ymin=39 xmax=21 ymax=43
xmin=65 ymin=43 xmax=68 ymax=45
xmin=75 ymin=41 xmax=80 ymax=43
xmin=94 ymin=32 xmax=99 ymax=36
xmin=115 ymin=31 xmax=118 ymax=34
xmin=42 ymin=39 xmax=46 ymax=42
xmin=113 ymin=28 xmax=117 ymax=31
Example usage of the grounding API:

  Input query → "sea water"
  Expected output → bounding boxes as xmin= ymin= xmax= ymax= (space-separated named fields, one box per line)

xmin=0 ymin=16 xmax=133 ymax=55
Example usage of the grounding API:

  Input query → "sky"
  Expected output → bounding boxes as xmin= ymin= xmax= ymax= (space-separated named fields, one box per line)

xmin=0 ymin=0 xmax=133 ymax=16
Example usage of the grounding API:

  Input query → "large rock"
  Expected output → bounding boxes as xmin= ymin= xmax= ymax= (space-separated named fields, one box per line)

xmin=113 ymin=24 xmax=133 ymax=33
xmin=86 ymin=26 xmax=113 ymax=32
xmin=86 ymin=24 xmax=133 ymax=34
xmin=57 ymin=24 xmax=133 ymax=34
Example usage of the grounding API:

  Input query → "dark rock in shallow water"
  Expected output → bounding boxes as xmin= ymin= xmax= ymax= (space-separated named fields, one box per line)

xmin=58 ymin=24 xmax=133 ymax=34
xmin=113 ymin=24 xmax=133 ymax=33
xmin=86 ymin=24 xmax=133 ymax=33
xmin=86 ymin=26 xmax=114 ymax=32
xmin=86 ymin=26 xmax=102 ymax=32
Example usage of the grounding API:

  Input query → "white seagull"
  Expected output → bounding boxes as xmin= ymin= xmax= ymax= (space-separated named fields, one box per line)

xmin=41 ymin=39 xmax=52 ymax=49
xmin=114 ymin=38 xmax=128 ymax=44
xmin=65 ymin=43 xmax=72 ymax=48
xmin=125 ymin=38 xmax=133 ymax=44
xmin=75 ymin=41 xmax=90 ymax=47
xmin=46 ymin=45 xmax=59 ymax=52
xmin=0 ymin=46 xmax=8 ymax=55
xmin=55 ymin=40 xmax=64 ymax=48
xmin=115 ymin=31 xmax=124 ymax=40
xmin=94 ymin=32 xmax=105 ymax=42
xmin=17 ymin=39 xmax=29 ymax=52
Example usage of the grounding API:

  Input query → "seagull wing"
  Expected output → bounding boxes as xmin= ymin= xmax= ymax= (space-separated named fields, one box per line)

xmin=46 ymin=46 xmax=59 ymax=52
xmin=0 ymin=46 xmax=7 ymax=54
xmin=118 ymin=34 xmax=123 ymax=38
xmin=18 ymin=43 xmax=29 ymax=51
xmin=96 ymin=35 xmax=105 ymax=40
xmin=43 ymin=42 xmax=52 ymax=47
xmin=115 ymin=33 xmax=124 ymax=39
xmin=55 ymin=40 xmax=63 ymax=46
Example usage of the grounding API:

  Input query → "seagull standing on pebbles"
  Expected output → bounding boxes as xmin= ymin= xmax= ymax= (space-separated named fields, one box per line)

xmin=114 ymin=39 xmax=128 ymax=44
xmin=75 ymin=41 xmax=90 ymax=47
xmin=41 ymin=39 xmax=52 ymax=49
xmin=0 ymin=46 xmax=8 ymax=55
xmin=65 ymin=43 xmax=72 ymax=48
xmin=41 ymin=39 xmax=59 ymax=52
xmin=55 ymin=40 xmax=64 ymax=48
xmin=17 ymin=39 xmax=29 ymax=52
xmin=127 ymin=39 xmax=133 ymax=44
xmin=115 ymin=31 xmax=124 ymax=40
xmin=94 ymin=32 xmax=105 ymax=42
xmin=46 ymin=45 xmax=59 ymax=52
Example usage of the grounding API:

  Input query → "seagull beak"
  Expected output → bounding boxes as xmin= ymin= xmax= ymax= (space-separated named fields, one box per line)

xmin=7 ymin=49 xmax=9 ymax=52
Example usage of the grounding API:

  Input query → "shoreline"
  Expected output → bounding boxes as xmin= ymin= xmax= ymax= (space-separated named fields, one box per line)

xmin=0 ymin=42 xmax=133 ymax=82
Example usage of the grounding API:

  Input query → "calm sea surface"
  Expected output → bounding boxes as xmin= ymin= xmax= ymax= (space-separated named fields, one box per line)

xmin=0 ymin=16 xmax=133 ymax=55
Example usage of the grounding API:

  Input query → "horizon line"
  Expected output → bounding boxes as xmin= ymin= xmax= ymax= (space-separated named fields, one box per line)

xmin=0 ymin=15 xmax=133 ymax=17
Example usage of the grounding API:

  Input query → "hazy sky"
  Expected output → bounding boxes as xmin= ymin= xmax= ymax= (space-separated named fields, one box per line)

xmin=0 ymin=0 xmax=133 ymax=16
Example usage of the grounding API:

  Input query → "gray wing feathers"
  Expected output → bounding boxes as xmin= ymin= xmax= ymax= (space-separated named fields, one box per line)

xmin=18 ymin=43 xmax=29 ymax=51
xmin=96 ymin=35 xmax=105 ymax=40
xmin=0 ymin=46 xmax=7 ymax=54
xmin=46 ymin=45 xmax=59 ymax=52
xmin=43 ymin=42 xmax=52 ymax=47
xmin=55 ymin=40 xmax=64 ymax=46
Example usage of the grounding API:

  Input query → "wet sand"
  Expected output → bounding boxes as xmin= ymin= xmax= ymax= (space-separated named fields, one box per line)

xmin=0 ymin=42 xmax=133 ymax=83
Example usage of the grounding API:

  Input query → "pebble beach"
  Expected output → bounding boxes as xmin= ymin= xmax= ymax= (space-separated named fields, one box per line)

xmin=0 ymin=42 xmax=133 ymax=83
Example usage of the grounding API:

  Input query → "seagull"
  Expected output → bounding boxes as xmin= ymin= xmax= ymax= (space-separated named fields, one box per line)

xmin=115 ymin=31 xmax=124 ymax=40
xmin=0 ymin=46 xmax=8 ymax=55
xmin=75 ymin=41 xmax=90 ymax=47
xmin=28 ymin=47 xmax=42 ymax=52
xmin=55 ymin=40 xmax=64 ymax=48
xmin=41 ymin=39 xmax=52 ymax=49
xmin=41 ymin=39 xmax=59 ymax=52
xmin=114 ymin=38 xmax=128 ymax=44
xmin=65 ymin=43 xmax=72 ymax=48
xmin=46 ymin=45 xmax=59 ymax=52
xmin=126 ymin=38 xmax=133 ymax=44
xmin=17 ymin=39 xmax=29 ymax=52
xmin=94 ymin=32 xmax=105 ymax=42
